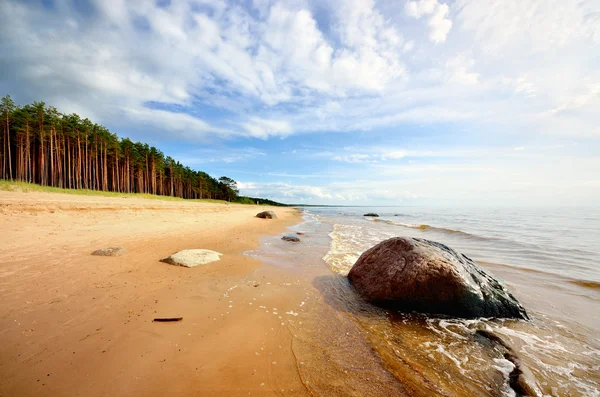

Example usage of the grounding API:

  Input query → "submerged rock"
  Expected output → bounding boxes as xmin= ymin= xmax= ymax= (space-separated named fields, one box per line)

xmin=161 ymin=249 xmax=222 ymax=268
xmin=476 ymin=330 xmax=540 ymax=396
xmin=347 ymin=237 xmax=528 ymax=319
xmin=91 ymin=246 xmax=128 ymax=256
xmin=282 ymin=234 xmax=300 ymax=242
xmin=256 ymin=211 xmax=277 ymax=219
xmin=364 ymin=213 xmax=379 ymax=217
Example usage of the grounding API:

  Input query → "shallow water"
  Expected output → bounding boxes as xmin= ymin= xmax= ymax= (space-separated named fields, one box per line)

xmin=247 ymin=207 xmax=600 ymax=396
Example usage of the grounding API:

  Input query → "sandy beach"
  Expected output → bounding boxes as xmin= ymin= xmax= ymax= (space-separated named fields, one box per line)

xmin=2 ymin=192 xmax=599 ymax=397
xmin=0 ymin=191 xmax=309 ymax=396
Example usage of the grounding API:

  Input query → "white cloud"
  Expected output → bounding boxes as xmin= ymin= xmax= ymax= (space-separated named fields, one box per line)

xmin=0 ymin=0 xmax=598 ymax=142
xmin=332 ymin=154 xmax=372 ymax=163
xmin=381 ymin=150 xmax=408 ymax=160
xmin=550 ymin=83 xmax=600 ymax=115
xmin=238 ymin=144 xmax=600 ymax=205
xmin=331 ymin=148 xmax=411 ymax=163
xmin=406 ymin=0 xmax=453 ymax=43
xmin=174 ymin=147 xmax=266 ymax=165
xmin=455 ymin=0 xmax=600 ymax=54
xmin=446 ymin=55 xmax=479 ymax=85
xmin=123 ymin=107 xmax=227 ymax=139
xmin=241 ymin=117 xmax=293 ymax=139
xmin=239 ymin=182 xmax=334 ymax=200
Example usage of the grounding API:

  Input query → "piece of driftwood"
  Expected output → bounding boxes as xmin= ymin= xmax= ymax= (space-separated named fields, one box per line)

xmin=153 ymin=317 xmax=183 ymax=322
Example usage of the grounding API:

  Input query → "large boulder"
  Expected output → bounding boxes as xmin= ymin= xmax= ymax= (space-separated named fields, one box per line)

xmin=91 ymin=246 xmax=128 ymax=256
xmin=161 ymin=249 xmax=222 ymax=268
xmin=256 ymin=211 xmax=277 ymax=219
xmin=347 ymin=237 xmax=528 ymax=319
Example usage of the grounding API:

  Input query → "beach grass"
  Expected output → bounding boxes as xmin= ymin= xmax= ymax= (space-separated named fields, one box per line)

xmin=0 ymin=180 xmax=233 ymax=204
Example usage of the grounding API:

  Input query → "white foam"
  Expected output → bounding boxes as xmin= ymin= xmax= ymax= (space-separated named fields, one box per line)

xmin=492 ymin=358 xmax=516 ymax=397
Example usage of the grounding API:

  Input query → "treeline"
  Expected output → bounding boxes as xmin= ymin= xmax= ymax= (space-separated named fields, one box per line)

xmin=0 ymin=95 xmax=281 ymax=204
xmin=236 ymin=196 xmax=289 ymax=206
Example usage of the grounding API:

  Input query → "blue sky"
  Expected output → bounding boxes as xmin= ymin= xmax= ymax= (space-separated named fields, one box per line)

xmin=1 ymin=0 xmax=599 ymax=205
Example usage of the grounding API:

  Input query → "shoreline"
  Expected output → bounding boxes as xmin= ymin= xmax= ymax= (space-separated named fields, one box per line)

xmin=0 ymin=190 xmax=308 ymax=396
xmin=305 ymin=208 xmax=600 ymax=396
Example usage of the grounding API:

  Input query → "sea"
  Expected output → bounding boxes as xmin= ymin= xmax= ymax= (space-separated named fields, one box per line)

xmin=247 ymin=206 xmax=600 ymax=396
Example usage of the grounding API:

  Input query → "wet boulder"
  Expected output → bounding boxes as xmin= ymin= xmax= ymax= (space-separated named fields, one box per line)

xmin=364 ymin=213 xmax=379 ymax=217
xmin=282 ymin=234 xmax=300 ymax=242
xmin=348 ymin=237 xmax=528 ymax=319
xmin=256 ymin=211 xmax=277 ymax=219
xmin=91 ymin=246 xmax=128 ymax=256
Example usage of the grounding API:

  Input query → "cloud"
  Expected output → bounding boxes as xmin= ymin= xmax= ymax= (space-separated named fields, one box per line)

xmin=174 ymin=147 xmax=266 ymax=165
xmin=406 ymin=0 xmax=453 ymax=43
xmin=331 ymin=148 xmax=411 ymax=163
xmin=241 ymin=117 xmax=293 ymax=139
xmin=238 ymin=143 xmax=600 ymax=205
xmin=446 ymin=55 xmax=479 ymax=85
xmin=0 ymin=0 xmax=598 ymax=143
xmin=123 ymin=107 xmax=229 ymax=139
xmin=239 ymin=182 xmax=335 ymax=200
xmin=550 ymin=83 xmax=600 ymax=115
xmin=332 ymin=154 xmax=372 ymax=163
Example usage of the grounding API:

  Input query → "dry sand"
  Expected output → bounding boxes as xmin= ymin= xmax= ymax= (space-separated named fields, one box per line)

xmin=0 ymin=191 xmax=309 ymax=396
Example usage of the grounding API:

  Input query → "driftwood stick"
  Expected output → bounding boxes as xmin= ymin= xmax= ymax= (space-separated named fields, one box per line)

xmin=153 ymin=317 xmax=183 ymax=322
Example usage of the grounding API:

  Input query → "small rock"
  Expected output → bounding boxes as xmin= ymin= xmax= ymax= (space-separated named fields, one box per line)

xmin=91 ymin=246 xmax=128 ymax=257
xmin=256 ymin=211 xmax=277 ymax=219
xmin=296 ymin=232 xmax=305 ymax=236
xmin=504 ymin=353 xmax=540 ymax=396
xmin=363 ymin=213 xmax=379 ymax=217
xmin=282 ymin=234 xmax=300 ymax=242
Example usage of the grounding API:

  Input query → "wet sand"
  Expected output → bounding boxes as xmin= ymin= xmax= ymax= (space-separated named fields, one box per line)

xmin=0 ymin=191 xmax=310 ymax=396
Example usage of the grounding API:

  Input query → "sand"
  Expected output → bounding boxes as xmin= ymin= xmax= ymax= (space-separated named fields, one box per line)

xmin=0 ymin=191 xmax=310 ymax=396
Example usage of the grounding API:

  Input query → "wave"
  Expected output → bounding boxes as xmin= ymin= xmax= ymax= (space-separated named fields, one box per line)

xmin=382 ymin=220 xmax=490 ymax=241
xmin=569 ymin=279 xmax=600 ymax=291
xmin=480 ymin=261 xmax=600 ymax=294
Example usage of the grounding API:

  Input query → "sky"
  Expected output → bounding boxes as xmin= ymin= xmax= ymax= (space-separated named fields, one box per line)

xmin=1 ymin=0 xmax=599 ymax=206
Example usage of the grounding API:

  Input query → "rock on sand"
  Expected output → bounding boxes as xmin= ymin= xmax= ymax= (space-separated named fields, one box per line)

xmin=160 ymin=249 xmax=223 ymax=268
xmin=348 ymin=237 xmax=528 ymax=319
xmin=91 ymin=246 xmax=128 ymax=256
xmin=256 ymin=211 xmax=277 ymax=219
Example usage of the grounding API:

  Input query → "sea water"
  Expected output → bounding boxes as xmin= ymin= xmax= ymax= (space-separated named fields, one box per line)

xmin=247 ymin=206 xmax=600 ymax=396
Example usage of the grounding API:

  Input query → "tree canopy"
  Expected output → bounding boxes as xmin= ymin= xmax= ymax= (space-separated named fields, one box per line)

xmin=0 ymin=94 xmax=266 ymax=203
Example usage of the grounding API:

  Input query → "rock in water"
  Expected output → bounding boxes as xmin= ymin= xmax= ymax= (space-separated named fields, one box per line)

xmin=161 ymin=249 xmax=222 ymax=268
xmin=347 ymin=237 xmax=528 ymax=319
xmin=475 ymin=330 xmax=541 ymax=396
xmin=363 ymin=213 xmax=379 ymax=217
xmin=91 ymin=246 xmax=128 ymax=256
xmin=282 ymin=234 xmax=300 ymax=242
xmin=256 ymin=211 xmax=277 ymax=219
